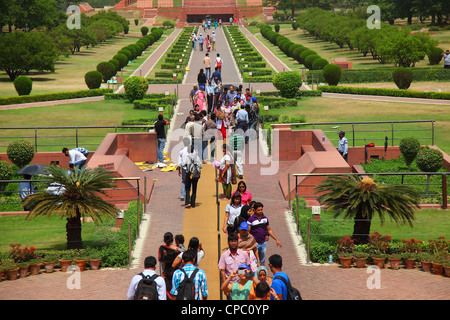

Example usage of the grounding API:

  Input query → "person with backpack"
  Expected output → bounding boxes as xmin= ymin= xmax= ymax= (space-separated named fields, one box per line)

xmin=170 ymin=250 xmax=208 ymax=300
xmin=158 ymin=232 xmax=180 ymax=296
xmin=127 ymin=256 xmax=166 ymax=300
xmin=269 ymin=254 xmax=302 ymax=301
xmin=181 ymin=142 xmax=202 ymax=208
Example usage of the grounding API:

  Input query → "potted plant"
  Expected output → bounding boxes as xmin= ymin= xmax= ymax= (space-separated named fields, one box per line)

xmin=336 ymin=236 xmax=355 ymax=268
xmin=431 ymin=251 xmax=447 ymax=276
xmin=43 ymin=254 xmax=57 ymax=273
xmin=388 ymin=253 xmax=402 ymax=270
xmin=400 ymin=238 xmax=423 ymax=269
xmin=443 ymin=257 xmax=450 ymax=277
xmin=0 ymin=265 xmax=5 ymax=282
xmin=28 ymin=258 xmax=43 ymax=275
xmin=18 ymin=262 xmax=30 ymax=278
xmin=74 ymin=249 xmax=87 ymax=272
xmin=418 ymin=252 xmax=432 ymax=272
xmin=353 ymin=252 xmax=368 ymax=268
xmin=58 ymin=251 xmax=74 ymax=272
xmin=367 ymin=232 xmax=391 ymax=269
xmin=2 ymin=258 xmax=19 ymax=280
xmin=401 ymin=252 xmax=417 ymax=269
xmin=87 ymin=252 xmax=102 ymax=271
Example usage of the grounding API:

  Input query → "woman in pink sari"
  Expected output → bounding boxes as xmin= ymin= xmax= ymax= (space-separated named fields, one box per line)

xmin=194 ymin=85 xmax=207 ymax=112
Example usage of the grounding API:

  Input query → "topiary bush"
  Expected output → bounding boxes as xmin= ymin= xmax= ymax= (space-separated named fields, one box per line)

xmin=274 ymin=23 xmax=280 ymax=33
xmin=84 ymin=71 xmax=103 ymax=89
xmin=108 ymin=59 xmax=120 ymax=73
xmin=399 ymin=137 xmax=420 ymax=170
xmin=299 ymin=49 xmax=316 ymax=64
xmin=0 ymin=160 xmax=14 ymax=192
xmin=113 ymin=53 xmax=128 ymax=70
xmin=140 ymin=26 xmax=149 ymax=36
xmin=323 ymin=64 xmax=342 ymax=86
xmin=427 ymin=47 xmax=443 ymax=65
xmin=392 ymin=67 xmax=414 ymax=90
xmin=13 ymin=76 xmax=33 ymax=96
xmin=416 ymin=146 xmax=443 ymax=173
xmin=96 ymin=61 xmax=116 ymax=83
xmin=312 ymin=58 xmax=329 ymax=70
xmin=124 ymin=76 xmax=149 ymax=102
xmin=305 ymin=54 xmax=320 ymax=70
xmin=7 ymin=140 xmax=35 ymax=168
xmin=272 ymin=71 xmax=303 ymax=98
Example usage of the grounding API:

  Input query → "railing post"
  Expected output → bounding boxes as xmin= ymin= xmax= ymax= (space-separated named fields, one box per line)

xmin=288 ymin=173 xmax=291 ymax=211
xmin=307 ymin=217 xmax=311 ymax=265
xmin=391 ymin=121 xmax=394 ymax=146
xmin=136 ymin=178 xmax=140 ymax=238
xmin=34 ymin=128 xmax=38 ymax=153
xmin=295 ymin=175 xmax=299 ymax=235
xmin=75 ymin=127 xmax=79 ymax=148
xmin=442 ymin=174 xmax=448 ymax=209
xmin=128 ymin=220 xmax=132 ymax=269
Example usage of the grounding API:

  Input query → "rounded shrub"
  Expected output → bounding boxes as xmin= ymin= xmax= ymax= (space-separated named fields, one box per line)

xmin=108 ymin=59 xmax=120 ymax=73
xmin=113 ymin=53 xmax=128 ymax=70
xmin=84 ymin=71 xmax=103 ymax=89
xmin=416 ymin=146 xmax=443 ymax=173
xmin=299 ymin=50 xmax=316 ymax=64
xmin=274 ymin=23 xmax=280 ymax=33
xmin=272 ymin=71 xmax=303 ymax=99
xmin=293 ymin=46 xmax=307 ymax=63
xmin=288 ymin=44 xmax=302 ymax=58
xmin=124 ymin=76 xmax=149 ymax=102
xmin=427 ymin=47 xmax=443 ymax=65
xmin=0 ymin=161 xmax=14 ymax=191
xmin=392 ymin=67 xmax=414 ymax=90
xmin=13 ymin=76 xmax=33 ymax=96
xmin=281 ymin=41 xmax=294 ymax=55
xmin=118 ymin=49 xmax=132 ymax=61
xmin=140 ymin=26 xmax=149 ymax=36
xmin=96 ymin=61 xmax=116 ymax=82
xmin=123 ymin=45 xmax=137 ymax=60
xmin=322 ymin=64 xmax=342 ymax=86
xmin=7 ymin=140 xmax=35 ymax=168
xmin=305 ymin=54 xmax=320 ymax=70
xmin=312 ymin=58 xmax=329 ymax=70
xmin=399 ymin=137 xmax=421 ymax=170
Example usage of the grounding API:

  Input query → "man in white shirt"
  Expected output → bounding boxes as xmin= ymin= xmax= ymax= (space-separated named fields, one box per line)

xmin=178 ymin=137 xmax=197 ymax=201
xmin=127 ymin=256 xmax=166 ymax=300
xmin=211 ymin=31 xmax=216 ymax=51
xmin=442 ymin=49 xmax=450 ymax=69
xmin=62 ymin=147 xmax=87 ymax=170
xmin=337 ymin=131 xmax=348 ymax=162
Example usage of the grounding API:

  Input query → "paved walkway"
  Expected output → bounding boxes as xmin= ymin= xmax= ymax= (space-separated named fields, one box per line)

xmin=1 ymin=26 xmax=449 ymax=301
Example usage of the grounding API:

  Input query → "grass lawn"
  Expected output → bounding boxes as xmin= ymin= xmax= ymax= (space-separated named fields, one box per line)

xmin=0 ymin=30 xmax=172 ymax=98
xmin=0 ymin=214 xmax=117 ymax=251
xmin=0 ymin=99 xmax=162 ymax=152
xmin=264 ymin=96 xmax=450 ymax=154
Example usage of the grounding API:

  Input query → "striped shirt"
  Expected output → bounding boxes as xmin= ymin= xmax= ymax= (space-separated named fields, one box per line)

xmin=247 ymin=214 xmax=269 ymax=244
xmin=170 ymin=264 xmax=208 ymax=300
xmin=229 ymin=133 xmax=245 ymax=151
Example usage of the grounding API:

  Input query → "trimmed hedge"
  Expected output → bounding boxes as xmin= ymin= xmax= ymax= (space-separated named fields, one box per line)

xmin=318 ymin=85 xmax=450 ymax=100
xmin=0 ymin=89 xmax=110 ymax=106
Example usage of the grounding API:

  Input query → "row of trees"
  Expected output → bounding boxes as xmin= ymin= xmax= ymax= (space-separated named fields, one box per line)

xmin=296 ymin=8 xmax=439 ymax=67
xmin=0 ymin=10 xmax=129 ymax=81
xmin=264 ymin=0 xmax=449 ymax=26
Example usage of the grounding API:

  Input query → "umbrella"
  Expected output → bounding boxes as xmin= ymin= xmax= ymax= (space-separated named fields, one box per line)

xmin=17 ymin=164 xmax=50 ymax=176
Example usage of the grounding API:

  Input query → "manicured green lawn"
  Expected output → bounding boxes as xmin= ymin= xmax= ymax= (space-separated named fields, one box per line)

xmin=0 ymin=99 xmax=162 ymax=153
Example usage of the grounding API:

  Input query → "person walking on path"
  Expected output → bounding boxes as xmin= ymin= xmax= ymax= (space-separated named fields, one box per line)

xmin=194 ymin=85 xmax=207 ymax=112
xmin=203 ymin=53 xmax=211 ymax=80
xmin=155 ymin=114 xmax=169 ymax=163
xmin=215 ymin=53 xmax=223 ymax=74
xmin=229 ymin=131 xmax=245 ymax=179
xmin=337 ymin=130 xmax=348 ymax=162
xmin=181 ymin=142 xmax=202 ymax=208
xmin=222 ymin=192 xmax=243 ymax=235
xmin=232 ymin=181 xmax=252 ymax=206
xmin=216 ymin=143 xmax=233 ymax=199
xmin=198 ymin=33 xmax=204 ymax=51
xmin=158 ymin=232 xmax=180 ymax=295
xmin=247 ymin=202 xmax=282 ymax=266
xmin=191 ymin=33 xmax=197 ymax=51
xmin=221 ymin=264 xmax=258 ymax=300
xmin=197 ymin=69 xmax=206 ymax=90
xmin=218 ymin=233 xmax=251 ymax=289
xmin=127 ymin=256 xmax=167 ymax=300
xmin=170 ymin=250 xmax=208 ymax=300
xmin=177 ymin=137 xmax=195 ymax=201
xmin=202 ymin=112 xmax=217 ymax=161
xmin=211 ymin=31 xmax=216 ymax=51
xmin=269 ymin=254 xmax=291 ymax=300
xmin=172 ymin=236 xmax=205 ymax=269
xmin=205 ymin=80 xmax=216 ymax=113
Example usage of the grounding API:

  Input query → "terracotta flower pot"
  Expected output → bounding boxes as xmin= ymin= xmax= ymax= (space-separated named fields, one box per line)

xmin=19 ymin=265 xmax=29 ymax=278
xmin=404 ymin=258 xmax=416 ymax=269
xmin=371 ymin=257 xmax=385 ymax=269
xmin=388 ymin=258 xmax=402 ymax=270
xmin=444 ymin=266 xmax=450 ymax=277
xmin=29 ymin=263 xmax=42 ymax=275
xmin=421 ymin=261 xmax=432 ymax=272
xmin=6 ymin=268 xmax=19 ymax=280
xmin=0 ymin=271 xmax=4 ymax=282
xmin=339 ymin=256 xmax=353 ymax=268
xmin=59 ymin=260 xmax=73 ymax=272
xmin=74 ymin=259 xmax=87 ymax=272
xmin=432 ymin=262 xmax=444 ymax=275
xmin=354 ymin=257 xmax=367 ymax=268
xmin=89 ymin=259 xmax=101 ymax=270
xmin=43 ymin=261 xmax=56 ymax=273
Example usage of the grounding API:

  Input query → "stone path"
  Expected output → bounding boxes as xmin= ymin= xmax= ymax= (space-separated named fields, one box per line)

xmin=1 ymin=26 xmax=449 ymax=301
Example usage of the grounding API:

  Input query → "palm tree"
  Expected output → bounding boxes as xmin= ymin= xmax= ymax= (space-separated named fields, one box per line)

xmin=24 ymin=166 xmax=120 ymax=250
xmin=314 ymin=175 xmax=421 ymax=244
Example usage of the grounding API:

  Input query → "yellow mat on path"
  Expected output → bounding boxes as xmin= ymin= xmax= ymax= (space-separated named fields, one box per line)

xmin=181 ymin=163 xmax=232 ymax=300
